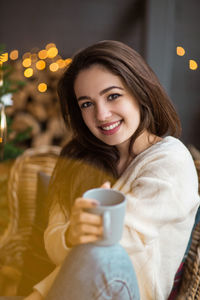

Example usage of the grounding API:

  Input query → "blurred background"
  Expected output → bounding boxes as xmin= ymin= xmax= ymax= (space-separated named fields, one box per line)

xmin=0 ymin=1 xmax=200 ymax=294
xmin=0 ymin=0 xmax=200 ymax=153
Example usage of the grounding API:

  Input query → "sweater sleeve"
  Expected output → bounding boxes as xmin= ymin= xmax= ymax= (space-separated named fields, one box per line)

xmin=120 ymin=150 xmax=199 ymax=253
xmin=43 ymin=201 xmax=70 ymax=265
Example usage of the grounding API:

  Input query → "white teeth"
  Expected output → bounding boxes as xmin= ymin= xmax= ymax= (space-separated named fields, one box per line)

xmin=101 ymin=121 xmax=121 ymax=131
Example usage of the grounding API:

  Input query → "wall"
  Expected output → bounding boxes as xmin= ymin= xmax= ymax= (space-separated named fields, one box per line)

xmin=0 ymin=0 xmax=145 ymax=56
xmin=146 ymin=0 xmax=200 ymax=148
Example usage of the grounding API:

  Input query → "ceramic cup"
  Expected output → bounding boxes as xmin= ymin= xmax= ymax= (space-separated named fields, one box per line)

xmin=83 ymin=188 xmax=126 ymax=246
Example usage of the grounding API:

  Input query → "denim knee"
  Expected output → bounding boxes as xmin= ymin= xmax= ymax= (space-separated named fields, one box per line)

xmin=47 ymin=244 xmax=140 ymax=300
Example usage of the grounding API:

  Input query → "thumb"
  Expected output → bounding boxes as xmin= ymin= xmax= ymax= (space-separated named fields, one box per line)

xmin=100 ymin=181 xmax=111 ymax=189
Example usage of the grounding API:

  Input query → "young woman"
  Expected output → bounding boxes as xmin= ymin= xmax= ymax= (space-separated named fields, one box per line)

xmin=25 ymin=40 xmax=199 ymax=300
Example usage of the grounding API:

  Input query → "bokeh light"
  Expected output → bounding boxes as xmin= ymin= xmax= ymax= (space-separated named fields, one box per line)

xmin=10 ymin=50 xmax=19 ymax=60
xmin=65 ymin=58 xmax=72 ymax=66
xmin=49 ymin=62 xmax=59 ymax=72
xmin=0 ymin=53 xmax=8 ymax=62
xmin=38 ymin=49 xmax=48 ymax=59
xmin=45 ymin=43 xmax=56 ymax=50
xmin=38 ymin=83 xmax=47 ymax=92
xmin=189 ymin=60 xmax=198 ymax=70
xmin=176 ymin=46 xmax=185 ymax=56
xmin=24 ymin=68 xmax=33 ymax=78
xmin=57 ymin=59 xmax=66 ymax=69
xmin=47 ymin=47 xmax=58 ymax=58
xmin=23 ymin=52 xmax=31 ymax=60
xmin=22 ymin=58 xmax=32 ymax=68
xmin=36 ymin=60 xmax=46 ymax=70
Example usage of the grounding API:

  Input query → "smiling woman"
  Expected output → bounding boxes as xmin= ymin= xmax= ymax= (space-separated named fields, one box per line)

xmin=74 ymin=64 xmax=141 ymax=155
xmin=24 ymin=40 xmax=199 ymax=300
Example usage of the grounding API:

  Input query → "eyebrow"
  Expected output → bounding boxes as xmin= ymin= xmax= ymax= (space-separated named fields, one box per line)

xmin=77 ymin=86 xmax=124 ymax=102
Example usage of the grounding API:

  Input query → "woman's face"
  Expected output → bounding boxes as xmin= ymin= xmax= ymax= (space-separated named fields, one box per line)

xmin=74 ymin=64 xmax=141 ymax=151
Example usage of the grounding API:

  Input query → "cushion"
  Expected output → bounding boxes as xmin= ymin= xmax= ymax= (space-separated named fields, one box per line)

xmin=17 ymin=172 xmax=55 ymax=296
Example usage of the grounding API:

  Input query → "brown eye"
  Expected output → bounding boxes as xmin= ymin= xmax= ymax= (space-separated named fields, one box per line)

xmin=108 ymin=94 xmax=121 ymax=101
xmin=80 ymin=102 xmax=93 ymax=109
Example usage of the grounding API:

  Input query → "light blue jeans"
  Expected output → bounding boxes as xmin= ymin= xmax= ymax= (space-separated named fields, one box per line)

xmin=46 ymin=244 xmax=140 ymax=300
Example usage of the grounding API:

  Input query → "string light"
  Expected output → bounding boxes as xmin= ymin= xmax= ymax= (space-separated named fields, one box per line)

xmin=65 ymin=58 xmax=72 ymax=67
xmin=47 ymin=47 xmax=58 ymax=59
xmin=24 ymin=68 xmax=33 ymax=78
xmin=36 ymin=60 xmax=46 ymax=70
xmin=38 ymin=83 xmax=47 ymax=92
xmin=189 ymin=60 xmax=198 ymax=70
xmin=49 ymin=62 xmax=59 ymax=72
xmin=56 ymin=59 xmax=66 ymax=69
xmin=176 ymin=46 xmax=185 ymax=56
xmin=22 ymin=58 xmax=32 ymax=68
xmin=38 ymin=49 xmax=48 ymax=59
xmin=10 ymin=50 xmax=19 ymax=60
xmin=23 ymin=52 xmax=31 ymax=60
xmin=0 ymin=53 xmax=8 ymax=63
xmin=45 ymin=43 xmax=56 ymax=50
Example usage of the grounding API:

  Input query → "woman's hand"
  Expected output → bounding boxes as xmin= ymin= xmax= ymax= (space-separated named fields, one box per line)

xmin=24 ymin=290 xmax=44 ymax=300
xmin=65 ymin=181 xmax=111 ymax=247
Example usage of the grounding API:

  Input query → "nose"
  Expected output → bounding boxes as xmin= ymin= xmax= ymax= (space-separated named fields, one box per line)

xmin=95 ymin=103 xmax=112 ymax=122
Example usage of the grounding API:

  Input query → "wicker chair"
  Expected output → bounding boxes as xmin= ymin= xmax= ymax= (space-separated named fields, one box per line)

xmin=0 ymin=145 xmax=61 ymax=296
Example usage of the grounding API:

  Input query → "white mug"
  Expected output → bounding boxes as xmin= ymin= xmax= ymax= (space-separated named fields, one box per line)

xmin=83 ymin=188 xmax=126 ymax=246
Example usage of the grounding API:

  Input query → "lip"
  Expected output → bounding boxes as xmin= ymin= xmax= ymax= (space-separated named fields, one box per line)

xmin=98 ymin=120 xmax=122 ymax=136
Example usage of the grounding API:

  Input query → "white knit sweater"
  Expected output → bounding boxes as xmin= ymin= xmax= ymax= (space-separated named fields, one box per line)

xmin=34 ymin=136 xmax=200 ymax=299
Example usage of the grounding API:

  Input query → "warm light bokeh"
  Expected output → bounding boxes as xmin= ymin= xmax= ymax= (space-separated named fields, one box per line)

xmin=23 ymin=52 xmax=31 ymax=59
xmin=0 ymin=53 xmax=8 ymax=62
xmin=36 ymin=60 xmax=46 ymax=70
xmin=47 ymin=47 xmax=58 ymax=59
xmin=57 ymin=59 xmax=66 ymax=69
xmin=49 ymin=62 xmax=59 ymax=72
xmin=45 ymin=43 xmax=56 ymax=50
xmin=24 ymin=68 xmax=33 ymax=78
xmin=189 ymin=60 xmax=198 ymax=70
xmin=38 ymin=49 xmax=48 ymax=59
xmin=176 ymin=46 xmax=185 ymax=56
xmin=38 ymin=83 xmax=47 ymax=92
xmin=22 ymin=58 xmax=32 ymax=68
xmin=65 ymin=58 xmax=72 ymax=66
xmin=10 ymin=50 xmax=19 ymax=60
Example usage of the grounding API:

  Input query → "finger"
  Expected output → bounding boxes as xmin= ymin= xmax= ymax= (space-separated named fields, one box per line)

xmin=74 ymin=197 xmax=99 ymax=209
xmin=100 ymin=181 xmax=111 ymax=189
xmin=78 ymin=224 xmax=103 ymax=236
xmin=78 ymin=234 xmax=102 ymax=244
xmin=78 ymin=211 xmax=102 ymax=226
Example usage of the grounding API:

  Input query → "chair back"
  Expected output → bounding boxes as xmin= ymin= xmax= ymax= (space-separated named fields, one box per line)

xmin=0 ymin=145 xmax=60 ymax=270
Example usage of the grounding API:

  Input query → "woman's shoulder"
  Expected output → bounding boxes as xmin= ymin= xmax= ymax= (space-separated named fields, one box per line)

xmin=129 ymin=136 xmax=196 ymax=179
xmin=139 ymin=136 xmax=192 ymax=163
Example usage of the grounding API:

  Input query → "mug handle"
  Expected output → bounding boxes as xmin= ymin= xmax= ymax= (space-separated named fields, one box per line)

xmin=102 ymin=211 xmax=111 ymax=238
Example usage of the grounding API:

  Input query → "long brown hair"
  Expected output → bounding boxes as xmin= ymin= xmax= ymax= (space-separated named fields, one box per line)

xmin=51 ymin=40 xmax=181 ymax=213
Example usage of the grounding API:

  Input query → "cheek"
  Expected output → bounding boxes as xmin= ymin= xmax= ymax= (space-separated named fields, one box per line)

xmin=81 ymin=112 xmax=93 ymax=128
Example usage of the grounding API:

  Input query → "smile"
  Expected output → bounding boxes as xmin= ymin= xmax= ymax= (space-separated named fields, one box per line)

xmin=99 ymin=120 xmax=122 ymax=135
xmin=101 ymin=121 xmax=121 ymax=131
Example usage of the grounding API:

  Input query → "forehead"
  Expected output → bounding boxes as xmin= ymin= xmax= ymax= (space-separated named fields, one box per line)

xmin=74 ymin=64 xmax=124 ymax=96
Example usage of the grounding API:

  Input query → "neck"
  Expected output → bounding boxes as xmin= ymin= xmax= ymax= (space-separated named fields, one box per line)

xmin=117 ymin=131 xmax=162 ymax=175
